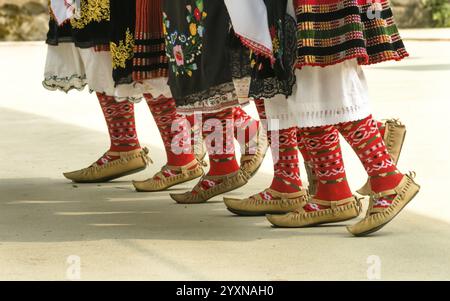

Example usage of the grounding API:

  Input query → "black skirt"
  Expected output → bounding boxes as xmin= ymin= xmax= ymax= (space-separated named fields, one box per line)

xmin=162 ymin=0 xmax=250 ymax=113
xmin=46 ymin=0 xmax=111 ymax=48
xmin=248 ymin=0 xmax=296 ymax=100
xmin=110 ymin=0 xmax=169 ymax=86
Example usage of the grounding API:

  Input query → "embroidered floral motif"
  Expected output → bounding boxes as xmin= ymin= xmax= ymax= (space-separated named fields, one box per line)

xmin=270 ymin=19 xmax=284 ymax=63
xmin=110 ymin=28 xmax=135 ymax=70
xmin=70 ymin=0 xmax=110 ymax=29
xmin=163 ymin=0 xmax=207 ymax=77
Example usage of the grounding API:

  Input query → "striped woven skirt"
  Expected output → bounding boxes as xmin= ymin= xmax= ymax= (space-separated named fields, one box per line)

xmin=295 ymin=0 xmax=408 ymax=68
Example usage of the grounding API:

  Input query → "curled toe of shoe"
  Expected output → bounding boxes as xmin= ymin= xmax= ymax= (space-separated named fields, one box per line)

xmin=223 ymin=197 xmax=241 ymax=207
xmin=132 ymin=179 xmax=149 ymax=192
xmin=266 ymin=214 xmax=284 ymax=227
xmin=346 ymin=224 xmax=358 ymax=236
xmin=63 ymin=170 xmax=83 ymax=182
xmin=170 ymin=192 xmax=193 ymax=204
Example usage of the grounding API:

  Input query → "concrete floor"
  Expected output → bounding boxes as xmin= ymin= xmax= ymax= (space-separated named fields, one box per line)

xmin=1 ymin=33 xmax=450 ymax=280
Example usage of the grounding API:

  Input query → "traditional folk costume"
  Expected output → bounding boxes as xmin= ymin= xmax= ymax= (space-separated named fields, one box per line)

xmin=108 ymin=0 xmax=267 ymax=195
xmin=108 ymin=0 xmax=206 ymax=192
xmin=43 ymin=0 xmax=152 ymax=183
xmin=160 ymin=0 xmax=269 ymax=204
xmin=224 ymin=0 xmax=311 ymax=216
xmin=262 ymin=0 xmax=420 ymax=236
xmin=44 ymin=0 xmax=210 ymax=189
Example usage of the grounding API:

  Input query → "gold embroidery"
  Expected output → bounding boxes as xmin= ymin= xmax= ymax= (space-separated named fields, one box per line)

xmin=70 ymin=0 xmax=110 ymax=29
xmin=110 ymin=28 xmax=135 ymax=70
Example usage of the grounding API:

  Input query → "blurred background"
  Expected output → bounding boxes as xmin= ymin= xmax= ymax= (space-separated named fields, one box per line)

xmin=1 ymin=0 xmax=450 ymax=42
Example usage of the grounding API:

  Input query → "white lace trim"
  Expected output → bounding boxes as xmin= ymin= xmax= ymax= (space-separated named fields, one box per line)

xmin=43 ymin=74 xmax=143 ymax=103
xmin=42 ymin=74 xmax=87 ymax=93
xmin=267 ymin=104 xmax=372 ymax=130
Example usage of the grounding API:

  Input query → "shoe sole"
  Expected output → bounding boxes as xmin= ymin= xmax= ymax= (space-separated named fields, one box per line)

xmin=226 ymin=207 xmax=293 ymax=217
xmin=69 ymin=166 xmax=147 ymax=184
xmin=134 ymin=171 xmax=204 ymax=192
xmin=351 ymin=189 xmax=419 ymax=237
xmin=270 ymin=214 xmax=360 ymax=228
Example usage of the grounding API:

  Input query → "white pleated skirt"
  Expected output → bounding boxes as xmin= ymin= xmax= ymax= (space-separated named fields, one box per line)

xmin=264 ymin=59 xmax=372 ymax=130
xmin=42 ymin=43 xmax=172 ymax=101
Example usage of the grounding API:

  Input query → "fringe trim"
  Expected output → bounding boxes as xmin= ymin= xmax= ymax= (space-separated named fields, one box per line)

xmin=234 ymin=33 xmax=275 ymax=65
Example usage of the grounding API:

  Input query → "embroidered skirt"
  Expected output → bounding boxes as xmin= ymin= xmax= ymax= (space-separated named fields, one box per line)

xmin=162 ymin=0 xmax=250 ymax=114
xmin=45 ymin=0 xmax=171 ymax=100
xmin=295 ymin=0 xmax=408 ymax=68
xmin=109 ymin=0 xmax=168 ymax=86
xmin=46 ymin=0 xmax=111 ymax=48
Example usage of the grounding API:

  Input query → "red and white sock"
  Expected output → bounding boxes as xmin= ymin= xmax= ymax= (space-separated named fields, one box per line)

xmin=253 ymin=99 xmax=303 ymax=200
xmin=337 ymin=115 xmax=404 ymax=210
xmin=200 ymin=108 xmax=240 ymax=190
xmin=254 ymin=99 xmax=267 ymax=126
xmin=145 ymin=94 xmax=196 ymax=178
xmin=297 ymin=128 xmax=315 ymax=182
xmin=269 ymin=127 xmax=303 ymax=193
xmin=299 ymin=125 xmax=353 ymax=212
xmin=233 ymin=107 xmax=259 ymax=155
xmin=96 ymin=93 xmax=141 ymax=165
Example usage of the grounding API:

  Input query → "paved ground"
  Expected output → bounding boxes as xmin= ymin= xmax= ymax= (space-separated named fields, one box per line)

xmin=1 ymin=31 xmax=450 ymax=280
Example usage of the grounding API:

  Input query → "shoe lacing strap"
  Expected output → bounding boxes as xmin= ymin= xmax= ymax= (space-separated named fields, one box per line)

xmin=250 ymin=188 xmax=308 ymax=206
xmin=165 ymin=160 xmax=200 ymax=176
xmin=191 ymin=173 xmax=225 ymax=193
xmin=368 ymin=173 xmax=415 ymax=215
xmin=310 ymin=196 xmax=360 ymax=216
xmin=197 ymin=158 xmax=208 ymax=167
xmin=84 ymin=148 xmax=151 ymax=174
xmin=267 ymin=188 xmax=309 ymax=200
xmin=372 ymin=173 xmax=412 ymax=200
xmin=191 ymin=171 xmax=243 ymax=200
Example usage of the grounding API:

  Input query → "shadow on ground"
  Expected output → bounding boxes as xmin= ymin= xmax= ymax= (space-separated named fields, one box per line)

xmin=0 ymin=177 xmax=359 ymax=243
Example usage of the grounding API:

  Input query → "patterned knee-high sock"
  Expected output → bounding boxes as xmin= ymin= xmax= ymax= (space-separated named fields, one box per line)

xmin=300 ymin=125 xmax=353 ymax=211
xmin=254 ymin=99 xmax=267 ymax=126
xmin=254 ymin=99 xmax=303 ymax=194
xmin=233 ymin=107 xmax=259 ymax=155
xmin=297 ymin=128 xmax=314 ymax=176
xmin=203 ymin=108 xmax=240 ymax=177
xmin=185 ymin=113 xmax=203 ymax=158
xmin=269 ymin=127 xmax=303 ymax=193
xmin=97 ymin=92 xmax=141 ymax=165
xmin=336 ymin=115 xmax=404 ymax=210
xmin=297 ymin=130 xmax=312 ymax=163
xmin=145 ymin=94 xmax=196 ymax=167
xmin=377 ymin=120 xmax=386 ymax=137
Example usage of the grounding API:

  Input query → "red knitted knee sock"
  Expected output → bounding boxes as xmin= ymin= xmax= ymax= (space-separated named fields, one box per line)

xmin=145 ymin=94 xmax=196 ymax=168
xmin=233 ymin=107 xmax=259 ymax=155
xmin=203 ymin=108 xmax=240 ymax=177
xmin=269 ymin=127 xmax=303 ymax=193
xmin=300 ymin=126 xmax=353 ymax=211
xmin=336 ymin=116 xmax=404 ymax=210
xmin=96 ymin=93 xmax=140 ymax=165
